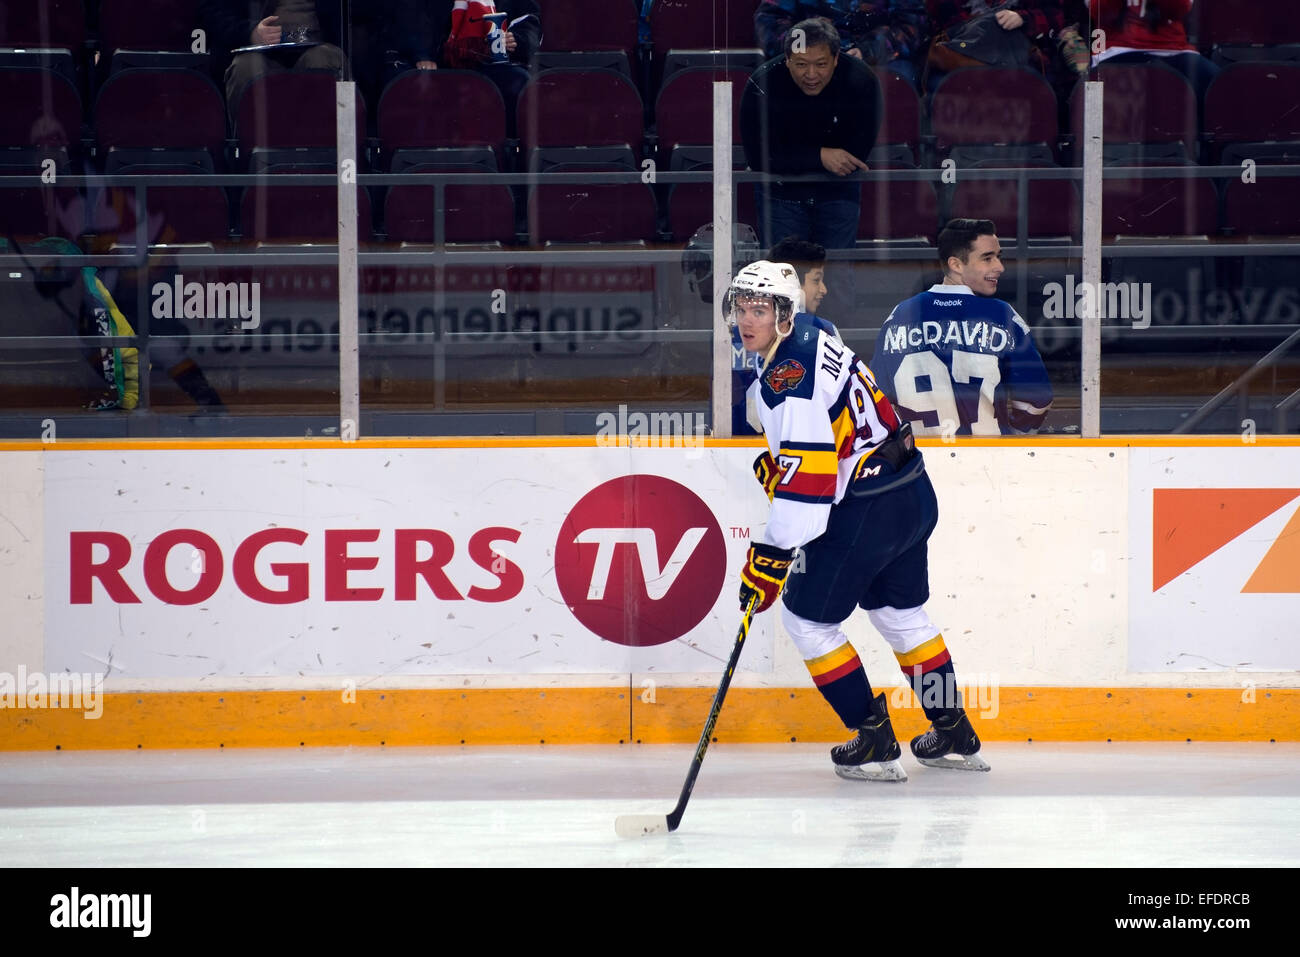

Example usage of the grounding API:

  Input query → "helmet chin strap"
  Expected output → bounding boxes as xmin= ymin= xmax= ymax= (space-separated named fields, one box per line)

xmin=758 ymin=309 xmax=795 ymax=374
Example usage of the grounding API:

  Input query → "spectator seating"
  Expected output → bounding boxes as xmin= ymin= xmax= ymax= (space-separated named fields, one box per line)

xmin=0 ymin=0 xmax=84 ymax=48
xmin=0 ymin=67 xmax=81 ymax=155
xmin=1203 ymin=63 xmax=1300 ymax=163
xmin=949 ymin=161 xmax=1079 ymax=241
xmin=237 ymin=70 xmax=367 ymax=175
xmin=237 ymin=70 xmax=367 ymax=152
xmin=873 ymin=67 xmax=922 ymax=167
xmin=95 ymin=69 xmax=226 ymax=170
xmin=240 ymin=182 xmax=373 ymax=243
xmin=654 ymin=66 xmax=747 ymax=158
xmin=1193 ymin=2 xmax=1300 ymax=65
xmin=858 ymin=167 xmax=939 ymax=245
xmin=0 ymin=148 xmax=80 ymax=239
xmin=931 ymin=67 xmax=1059 ymax=165
xmin=100 ymin=0 xmax=200 ymax=53
xmin=665 ymin=144 xmax=752 ymax=242
xmin=518 ymin=69 xmax=645 ymax=160
xmin=1102 ymin=172 xmax=1217 ymax=238
xmin=526 ymin=148 xmax=656 ymax=244
xmin=534 ymin=0 xmax=639 ymax=79
xmin=1071 ymin=63 xmax=1199 ymax=164
xmin=0 ymin=48 xmax=77 ymax=90
xmin=377 ymin=69 xmax=507 ymax=168
xmin=659 ymin=49 xmax=762 ymax=91
xmin=385 ymin=150 xmax=516 ymax=244
xmin=1224 ymin=175 xmax=1300 ymax=237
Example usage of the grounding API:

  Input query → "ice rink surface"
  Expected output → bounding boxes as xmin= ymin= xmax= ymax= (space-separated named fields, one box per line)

xmin=1 ymin=742 xmax=1297 ymax=868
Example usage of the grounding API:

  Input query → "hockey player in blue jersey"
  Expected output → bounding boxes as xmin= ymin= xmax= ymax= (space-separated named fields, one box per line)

xmin=871 ymin=219 xmax=1054 ymax=436
xmin=728 ymin=260 xmax=988 ymax=781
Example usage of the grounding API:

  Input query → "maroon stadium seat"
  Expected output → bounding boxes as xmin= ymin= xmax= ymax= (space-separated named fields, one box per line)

xmin=99 ymin=173 xmax=230 ymax=245
xmin=385 ymin=178 xmax=516 ymax=245
xmin=654 ymin=67 xmax=747 ymax=155
xmin=1204 ymin=63 xmax=1300 ymax=158
xmin=950 ymin=163 xmax=1080 ymax=240
xmin=1224 ymin=177 xmax=1300 ymax=237
xmin=1070 ymin=64 xmax=1198 ymax=161
xmin=858 ymin=175 xmax=939 ymax=244
xmin=237 ymin=71 xmax=366 ymax=152
xmin=528 ymin=178 xmax=657 ymax=244
xmin=0 ymin=68 xmax=81 ymax=151
xmin=650 ymin=0 xmax=758 ymax=52
xmin=538 ymin=0 xmax=639 ymax=61
xmin=1102 ymin=175 xmax=1217 ymax=237
xmin=665 ymin=146 xmax=753 ymax=242
xmin=517 ymin=70 xmax=644 ymax=155
xmin=1194 ymin=2 xmax=1300 ymax=48
xmin=240 ymin=184 xmax=373 ymax=242
xmin=377 ymin=70 xmax=506 ymax=163
xmin=931 ymin=67 xmax=1058 ymax=156
xmin=99 ymin=0 xmax=199 ymax=54
xmin=95 ymin=69 xmax=225 ymax=157
xmin=0 ymin=0 xmax=84 ymax=48
xmin=874 ymin=68 xmax=921 ymax=160
xmin=0 ymin=151 xmax=80 ymax=239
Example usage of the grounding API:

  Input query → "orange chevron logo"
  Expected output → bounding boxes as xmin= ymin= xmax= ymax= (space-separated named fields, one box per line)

xmin=1153 ymin=488 xmax=1300 ymax=592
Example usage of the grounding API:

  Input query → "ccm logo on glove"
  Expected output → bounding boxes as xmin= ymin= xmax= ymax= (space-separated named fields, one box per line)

xmin=739 ymin=542 xmax=795 ymax=613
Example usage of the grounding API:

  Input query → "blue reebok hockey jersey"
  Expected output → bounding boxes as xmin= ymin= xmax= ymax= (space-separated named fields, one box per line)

xmin=869 ymin=284 xmax=1053 ymax=436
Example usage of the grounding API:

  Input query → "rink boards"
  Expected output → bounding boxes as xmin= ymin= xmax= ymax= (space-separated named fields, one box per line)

xmin=1 ymin=436 xmax=1298 ymax=747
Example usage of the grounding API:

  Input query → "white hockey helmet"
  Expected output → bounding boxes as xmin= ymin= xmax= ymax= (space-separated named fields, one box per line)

xmin=722 ymin=260 xmax=804 ymax=337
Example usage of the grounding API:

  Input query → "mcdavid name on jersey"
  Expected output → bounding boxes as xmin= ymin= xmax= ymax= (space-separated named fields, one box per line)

xmin=878 ymin=320 xmax=1010 ymax=354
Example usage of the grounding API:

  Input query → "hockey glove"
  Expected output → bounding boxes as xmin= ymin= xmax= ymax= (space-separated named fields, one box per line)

xmin=752 ymin=451 xmax=780 ymax=502
xmin=739 ymin=542 xmax=795 ymax=614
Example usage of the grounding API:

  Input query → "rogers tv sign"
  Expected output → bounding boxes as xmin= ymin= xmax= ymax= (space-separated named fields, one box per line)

xmin=45 ymin=449 xmax=753 ymax=677
xmin=69 ymin=527 xmax=524 ymax=605
xmin=555 ymin=475 xmax=727 ymax=647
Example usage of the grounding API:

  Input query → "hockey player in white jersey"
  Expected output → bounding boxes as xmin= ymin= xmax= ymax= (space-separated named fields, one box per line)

xmin=728 ymin=260 xmax=988 ymax=780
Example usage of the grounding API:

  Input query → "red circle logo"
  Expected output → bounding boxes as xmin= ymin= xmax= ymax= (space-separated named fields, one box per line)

xmin=556 ymin=475 xmax=727 ymax=646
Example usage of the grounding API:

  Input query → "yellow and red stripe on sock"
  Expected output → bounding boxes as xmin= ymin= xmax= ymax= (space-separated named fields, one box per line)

xmin=895 ymin=634 xmax=951 ymax=675
xmin=804 ymin=641 xmax=863 ymax=687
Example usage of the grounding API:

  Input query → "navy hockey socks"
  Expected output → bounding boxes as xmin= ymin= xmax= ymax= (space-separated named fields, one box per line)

xmin=805 ymin=642 xmax=873 ymax=729
xmin=895 ymin=634 xmax=962 ymax=723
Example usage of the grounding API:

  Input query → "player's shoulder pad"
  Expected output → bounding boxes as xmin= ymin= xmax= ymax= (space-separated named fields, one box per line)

xmin=801 ymin=311 xmax=839 ymax=339
xmin=759 ymin=318 xmax=821 ymax=404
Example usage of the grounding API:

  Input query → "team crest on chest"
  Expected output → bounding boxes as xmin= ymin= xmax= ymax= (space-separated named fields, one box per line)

xmin=766 ymin=358 xmax=806 ymax=394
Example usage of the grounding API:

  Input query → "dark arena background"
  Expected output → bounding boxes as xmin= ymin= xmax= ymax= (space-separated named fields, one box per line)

xmin=0 ymin=0 xmax=1294 ymax=928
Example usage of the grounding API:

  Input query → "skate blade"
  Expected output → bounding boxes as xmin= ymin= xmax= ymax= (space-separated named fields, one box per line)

xmin=834 ymin=759 xmax=908 ymax=782
xmin=915 ymin=752 xmax=991 ymax=772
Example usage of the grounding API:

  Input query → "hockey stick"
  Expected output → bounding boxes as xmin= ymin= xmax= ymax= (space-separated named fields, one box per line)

xmin=614 ymin=594 xmax=759 ymax=838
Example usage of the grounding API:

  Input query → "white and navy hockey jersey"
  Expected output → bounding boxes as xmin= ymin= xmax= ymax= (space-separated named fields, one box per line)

xmin=869 ymin=284 xmax=1053 ymax=436
xmin=733 ymin=312 xmax=840 ymax=435
xmin=749 ymin=315 xmax=903 ymax=551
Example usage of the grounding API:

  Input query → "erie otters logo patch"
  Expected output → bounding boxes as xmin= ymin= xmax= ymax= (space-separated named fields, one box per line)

xmin=765 ymin=358 xmax=806 ymax=394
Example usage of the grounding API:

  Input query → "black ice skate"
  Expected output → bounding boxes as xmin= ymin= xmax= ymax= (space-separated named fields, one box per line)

xmin=832 ymin=693 xmax=907 ymax=782
xmin=910 ymin=709 xmax=990 ymax=772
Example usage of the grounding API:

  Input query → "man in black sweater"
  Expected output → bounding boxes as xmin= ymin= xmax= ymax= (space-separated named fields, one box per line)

xmin=740 ymin=16 xmax=881 ymax=250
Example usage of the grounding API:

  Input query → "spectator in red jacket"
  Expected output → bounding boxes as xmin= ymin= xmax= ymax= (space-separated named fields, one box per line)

xmin=1089 ymin=0 xmax=1219 ymax=105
